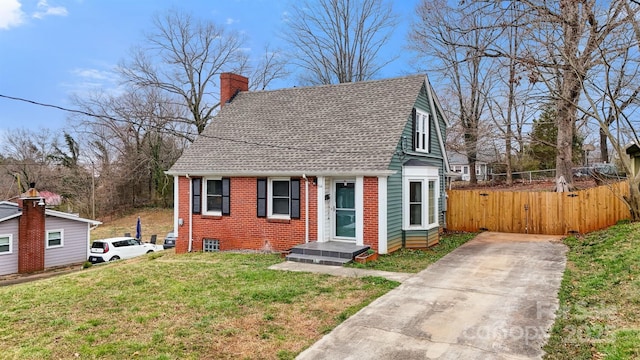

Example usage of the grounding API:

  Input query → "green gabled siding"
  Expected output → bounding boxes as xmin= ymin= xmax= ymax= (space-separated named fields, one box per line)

xmin=386 ymin=83 xmax=447 ymax=252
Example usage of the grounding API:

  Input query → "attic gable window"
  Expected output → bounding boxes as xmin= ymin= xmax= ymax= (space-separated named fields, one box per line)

xmin=413 ymin=108 xmax=430 ymax=153
xmin=0 ymin=234 xmax=12 ymax=254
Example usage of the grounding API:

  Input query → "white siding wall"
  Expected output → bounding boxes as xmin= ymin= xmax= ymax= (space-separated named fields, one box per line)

xmin=44 ymin=216 xmax=90 ymax=268
xmin=0 ymin=219 xmax=19 ymax=276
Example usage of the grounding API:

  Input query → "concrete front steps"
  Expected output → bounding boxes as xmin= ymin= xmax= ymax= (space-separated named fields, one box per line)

xmin=285 ymin=241 xmax=369 ymax=266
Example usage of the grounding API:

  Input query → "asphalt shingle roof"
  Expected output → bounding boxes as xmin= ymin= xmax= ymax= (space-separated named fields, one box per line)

xmin=168 ymin=74 xmax=426 ymax=176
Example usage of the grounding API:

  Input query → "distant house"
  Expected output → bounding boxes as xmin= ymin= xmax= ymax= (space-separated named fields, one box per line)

xmin=0 ymin=186 xmax=101 ymax=276
xmin=167 ymin=73 xmax=451 ymax=254
xmin=449 ymin=152 xmax=489 ymax=181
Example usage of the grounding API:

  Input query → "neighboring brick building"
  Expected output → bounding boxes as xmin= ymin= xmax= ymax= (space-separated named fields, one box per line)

xmin=167 ymin=73 xmax=451 ymax=254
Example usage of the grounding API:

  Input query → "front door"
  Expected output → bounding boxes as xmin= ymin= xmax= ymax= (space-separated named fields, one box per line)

xmin=334 ymin=181 xmax=356 ymax=241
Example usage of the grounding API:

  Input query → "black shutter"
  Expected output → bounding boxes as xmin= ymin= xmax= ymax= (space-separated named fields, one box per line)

xmin=222 ymin=178 xmax=230 ymax=216
xmin=291 ymin=179 xmax=300 ymax=219
xmin=192 ymin=178 xmax=201 ymax=215
xmin=411 ymin=108 xmax=417 ymax=150
xmin=257 ymin=178 xmax=267 ymax=217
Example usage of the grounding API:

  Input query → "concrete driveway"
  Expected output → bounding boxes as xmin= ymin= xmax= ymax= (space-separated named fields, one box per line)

xmin=297 ymin=232 xmax=567 ymax=360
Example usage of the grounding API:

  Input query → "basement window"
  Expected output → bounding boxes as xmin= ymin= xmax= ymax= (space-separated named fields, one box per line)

xmin=46 ymin=229 xmax=64 ymax=249
xmin=0 ymin=234 xmax=12 ymax=254
xmin=203 ymin=239 xmax=220 ymax=252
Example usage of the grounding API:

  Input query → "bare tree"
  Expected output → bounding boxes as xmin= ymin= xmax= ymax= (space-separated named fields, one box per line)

xmin=242 ymin=44 xmax=290 ymax=91
xmin=510 ymin=0 xmax=631 ymax=190
xmin=483 ymin=2 xmax=536 ymax=184
xmin=48 ymin=133 xmax=93 ymax=215
xmin=70 ymin=87 xmax=187 ymax=214
xmin=118 ymin=10 xmax=288 ymax=140
xmin=283 ymin=0 xmax=397 ymax=85
xmin=1 ymin=128 xmax=58 ymax=194
xmin=577 ymin=0 xmax=640 ymax=219
xmin=410 ymin=0 xmax=500 ymax=184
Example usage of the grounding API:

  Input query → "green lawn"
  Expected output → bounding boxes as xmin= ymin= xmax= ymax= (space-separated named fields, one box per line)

xmin=0 ymin=252 xmax=397 ymax=360
xmin=544 ymin=221 xmax=640 ymax=359
xmin=348 ymin=232 xmax=476 ymax=273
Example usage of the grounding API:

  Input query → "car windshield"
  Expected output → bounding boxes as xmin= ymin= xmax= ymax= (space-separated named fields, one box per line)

xmin=91 ymin=242 xmax=105 ymax=249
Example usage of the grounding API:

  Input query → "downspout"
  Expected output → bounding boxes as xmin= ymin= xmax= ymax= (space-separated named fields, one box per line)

xmin=186 ymin=174 xmax=193 ymax=252
xmin=302 ymin=174 xmax=309 ymax=243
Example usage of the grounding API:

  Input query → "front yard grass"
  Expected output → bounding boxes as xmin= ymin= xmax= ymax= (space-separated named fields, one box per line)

xmin=0 ymin=251 xmax=398 ymax=359
xmin=544 ymin=221 xmax=640 ymax=359
xmin=348 ymin=231 xmax=476 ymax=273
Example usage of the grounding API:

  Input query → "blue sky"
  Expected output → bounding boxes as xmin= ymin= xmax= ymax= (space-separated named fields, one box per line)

xmin=0 ymin=0 xmax=419 ymax=138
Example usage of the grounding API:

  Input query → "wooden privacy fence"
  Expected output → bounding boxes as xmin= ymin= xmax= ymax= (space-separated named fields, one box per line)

xmin=446 ymin=181 xmax=631 ymax=235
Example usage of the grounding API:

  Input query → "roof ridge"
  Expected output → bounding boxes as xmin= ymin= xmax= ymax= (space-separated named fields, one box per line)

xmin=247 ymin=73 xmax=425 ymax=94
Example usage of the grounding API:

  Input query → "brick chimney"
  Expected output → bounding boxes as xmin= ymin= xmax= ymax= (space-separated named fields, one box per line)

xmin=18 ymin=183 xmax=46 ymax=274
xmin=220 ymin=73 xmax=249 ymax=108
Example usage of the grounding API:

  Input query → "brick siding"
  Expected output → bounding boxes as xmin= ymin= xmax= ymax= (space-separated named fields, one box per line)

xmin=176 ymin=176 xmax=381 ymax=253
xmin=18 ymin=198 xmax=46 ymax=273
xmin=363 ymin=177 xmax=379 ymax=251
xmin=176 ymin=177 xmax=318 ymax=253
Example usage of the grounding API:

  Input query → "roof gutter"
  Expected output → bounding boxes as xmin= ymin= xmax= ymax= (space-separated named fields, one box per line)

xmin=165 ymin=170 xmax=396 ymax=177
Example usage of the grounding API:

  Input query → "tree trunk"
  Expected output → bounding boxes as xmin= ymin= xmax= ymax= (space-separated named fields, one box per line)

xmin=599 ymin=127 xmax=609 ymax=163
xmin=625 ymin=179 xmax=640 ymax=221
xmin=555 ymin=114 xmax=575 ymax=190
xmin=554 ymin=0 xmax=582 ymax=191
xmin=505 ymin=133 xmax=513 ymax=185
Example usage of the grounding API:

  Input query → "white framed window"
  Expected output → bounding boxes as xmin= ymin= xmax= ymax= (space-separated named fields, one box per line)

xmin=415 ymin=109 xmax=430 ymax=152
xmin=403 ymin=167 xmax=439 ymax=230
xmin=47 ymin=229 xmax=64 ymax=249
xmin=0 ymin=234 xmax=12 ymax=254
xmin=408 ymin=181 xmax=423 ymax=226
xmin=204 ymin=178 xmax=222 ymax=215
xmin=268 ymin=178 xmax=290 ymax=219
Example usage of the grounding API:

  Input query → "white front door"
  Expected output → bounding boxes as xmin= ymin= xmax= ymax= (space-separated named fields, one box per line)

xmin=333 ymin=180 xmax=356 ymax=242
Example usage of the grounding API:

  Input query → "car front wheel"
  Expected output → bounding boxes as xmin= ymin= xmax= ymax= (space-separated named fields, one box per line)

xmin=109 ymin=256 xmax=120 ymax=261
xmin=146 ymin=250 xmax=154 ymax=254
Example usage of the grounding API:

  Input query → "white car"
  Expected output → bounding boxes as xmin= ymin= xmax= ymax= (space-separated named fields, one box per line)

xmin=88 ymin=237 xmax=163 ymax=263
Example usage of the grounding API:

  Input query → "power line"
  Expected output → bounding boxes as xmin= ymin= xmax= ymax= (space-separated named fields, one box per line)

xmin=0 ymin=93 xmax=378 ymax=155
xmin=0 ymin=94 xmax=102 ymax=119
